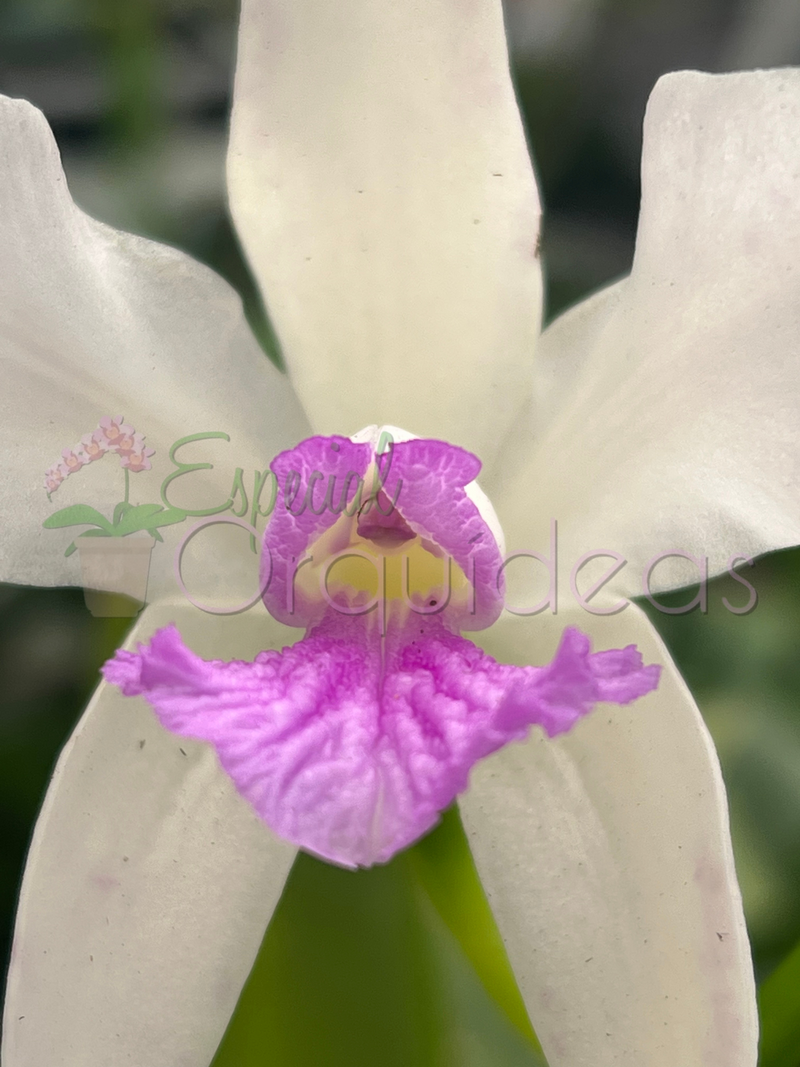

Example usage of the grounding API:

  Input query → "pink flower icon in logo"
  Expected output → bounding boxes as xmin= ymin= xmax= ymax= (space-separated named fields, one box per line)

xmin=120 ymin=446 xmax=155 ymax=473
xmin=76 ymin=432 xmax=109 ymax=464
xmin=115 ymin=430 xmax=146 ymax=456
xmin=42 ymin=417 xmax=184 ymax=558
xmin=94 ymin=415 xmax=135 ymax=452
xmin=44 ymin=418 xmax=153 ymax=497
xmin=43 ymin=466 xmax=64 ymax=494
xmin=58 ymin=448 xmax=85 ymax=478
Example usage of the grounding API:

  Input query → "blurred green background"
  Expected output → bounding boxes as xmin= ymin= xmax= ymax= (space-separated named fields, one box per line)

xmin=2 ymin=1 xmax=800 ymax=1064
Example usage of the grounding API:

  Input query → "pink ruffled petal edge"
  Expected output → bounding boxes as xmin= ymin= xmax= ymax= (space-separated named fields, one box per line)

xmin=103 ymin=620 xmax=659 ymax=868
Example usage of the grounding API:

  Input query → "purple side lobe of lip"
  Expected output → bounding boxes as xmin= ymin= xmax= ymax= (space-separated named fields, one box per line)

xmin=262 ymin=435 xmax=371 ymax=626
xmin=261 ymin=434 xmax=504 ymax=630
xmin=382 ymin=439 xmax=505 ymax=629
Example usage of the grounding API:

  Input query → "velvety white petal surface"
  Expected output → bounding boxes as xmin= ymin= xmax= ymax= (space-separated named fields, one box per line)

xmin=484 ymin=279 xmax=625 ymax=489
xmin=491 ymin=70 xmax=800 ymax=597
xmin=3 ymin=599 xmax=298 ymax=1067
xmin=460 ymin=603 xmax=756 ymax=1067
xmin=228 ymin=0 xmax=542 ymax=460
xmin=0 ymin=95 xmax=309 ymax=603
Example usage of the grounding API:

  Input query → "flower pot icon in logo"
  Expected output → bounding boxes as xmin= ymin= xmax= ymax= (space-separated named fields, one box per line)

xmin=76 ymin=533 xmax=156 ymax=617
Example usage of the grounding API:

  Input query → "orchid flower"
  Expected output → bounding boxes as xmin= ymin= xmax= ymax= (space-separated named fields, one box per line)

xmin=57 ymin=447 xmax=85 ymax=478
xmin=94 ymin=415 xmax=136 ymax=451
xmin=75 ymin=432 xmax=109 ymax=464
xmin=119 ymin=443 xmax=155 ymax=472
xmin=42 ymin=466 xmax=64 ymax=495
xmin=1 ymin=2 xmax=798 ymax=1066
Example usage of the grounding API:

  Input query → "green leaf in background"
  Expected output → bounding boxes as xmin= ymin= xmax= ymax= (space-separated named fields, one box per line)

xmin=759 ymin=937 xmax=800 ymax=1067
xmin=211 ymin=817 xmax=547 ymax=1067
xmin=211 ymin=853 xmax=446 ymax=1067
xmin=43 ymin=505 xmax=113 ymax=532
xmin=409 ymin=806 xmax=544 ymax=1057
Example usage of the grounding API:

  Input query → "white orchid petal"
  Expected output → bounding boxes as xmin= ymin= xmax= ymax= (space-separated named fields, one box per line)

xmin=0 ymin=95 xmax=309 ymax=602
xmin=228 ymin=0 xmax=542 ymax=460
xmin=460 ymin=604 xmax=756 ymax=1067
xmin=2 ymin=599 xmax=298 ymax=1067
xmin=483 ymin=280 xmax=625 ymax=490
xmin=493 ymin=70 xmax=800 ymax=595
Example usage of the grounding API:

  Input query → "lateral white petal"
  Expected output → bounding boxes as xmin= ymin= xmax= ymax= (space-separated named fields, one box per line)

xmin=2 ymin=599 xmax=298 ymax=1067
xmin=493 ymin=70 xmax=800 ymax=596
xmin=482 ymin=280 xmax=625 ymax=491
xmin=459 ymin=604 xmax=757 ymax=1067
xmin=0 ymin=95 xmax=309 ymax=602
xmin=228 ymin=0 xmax=542 ymax=460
